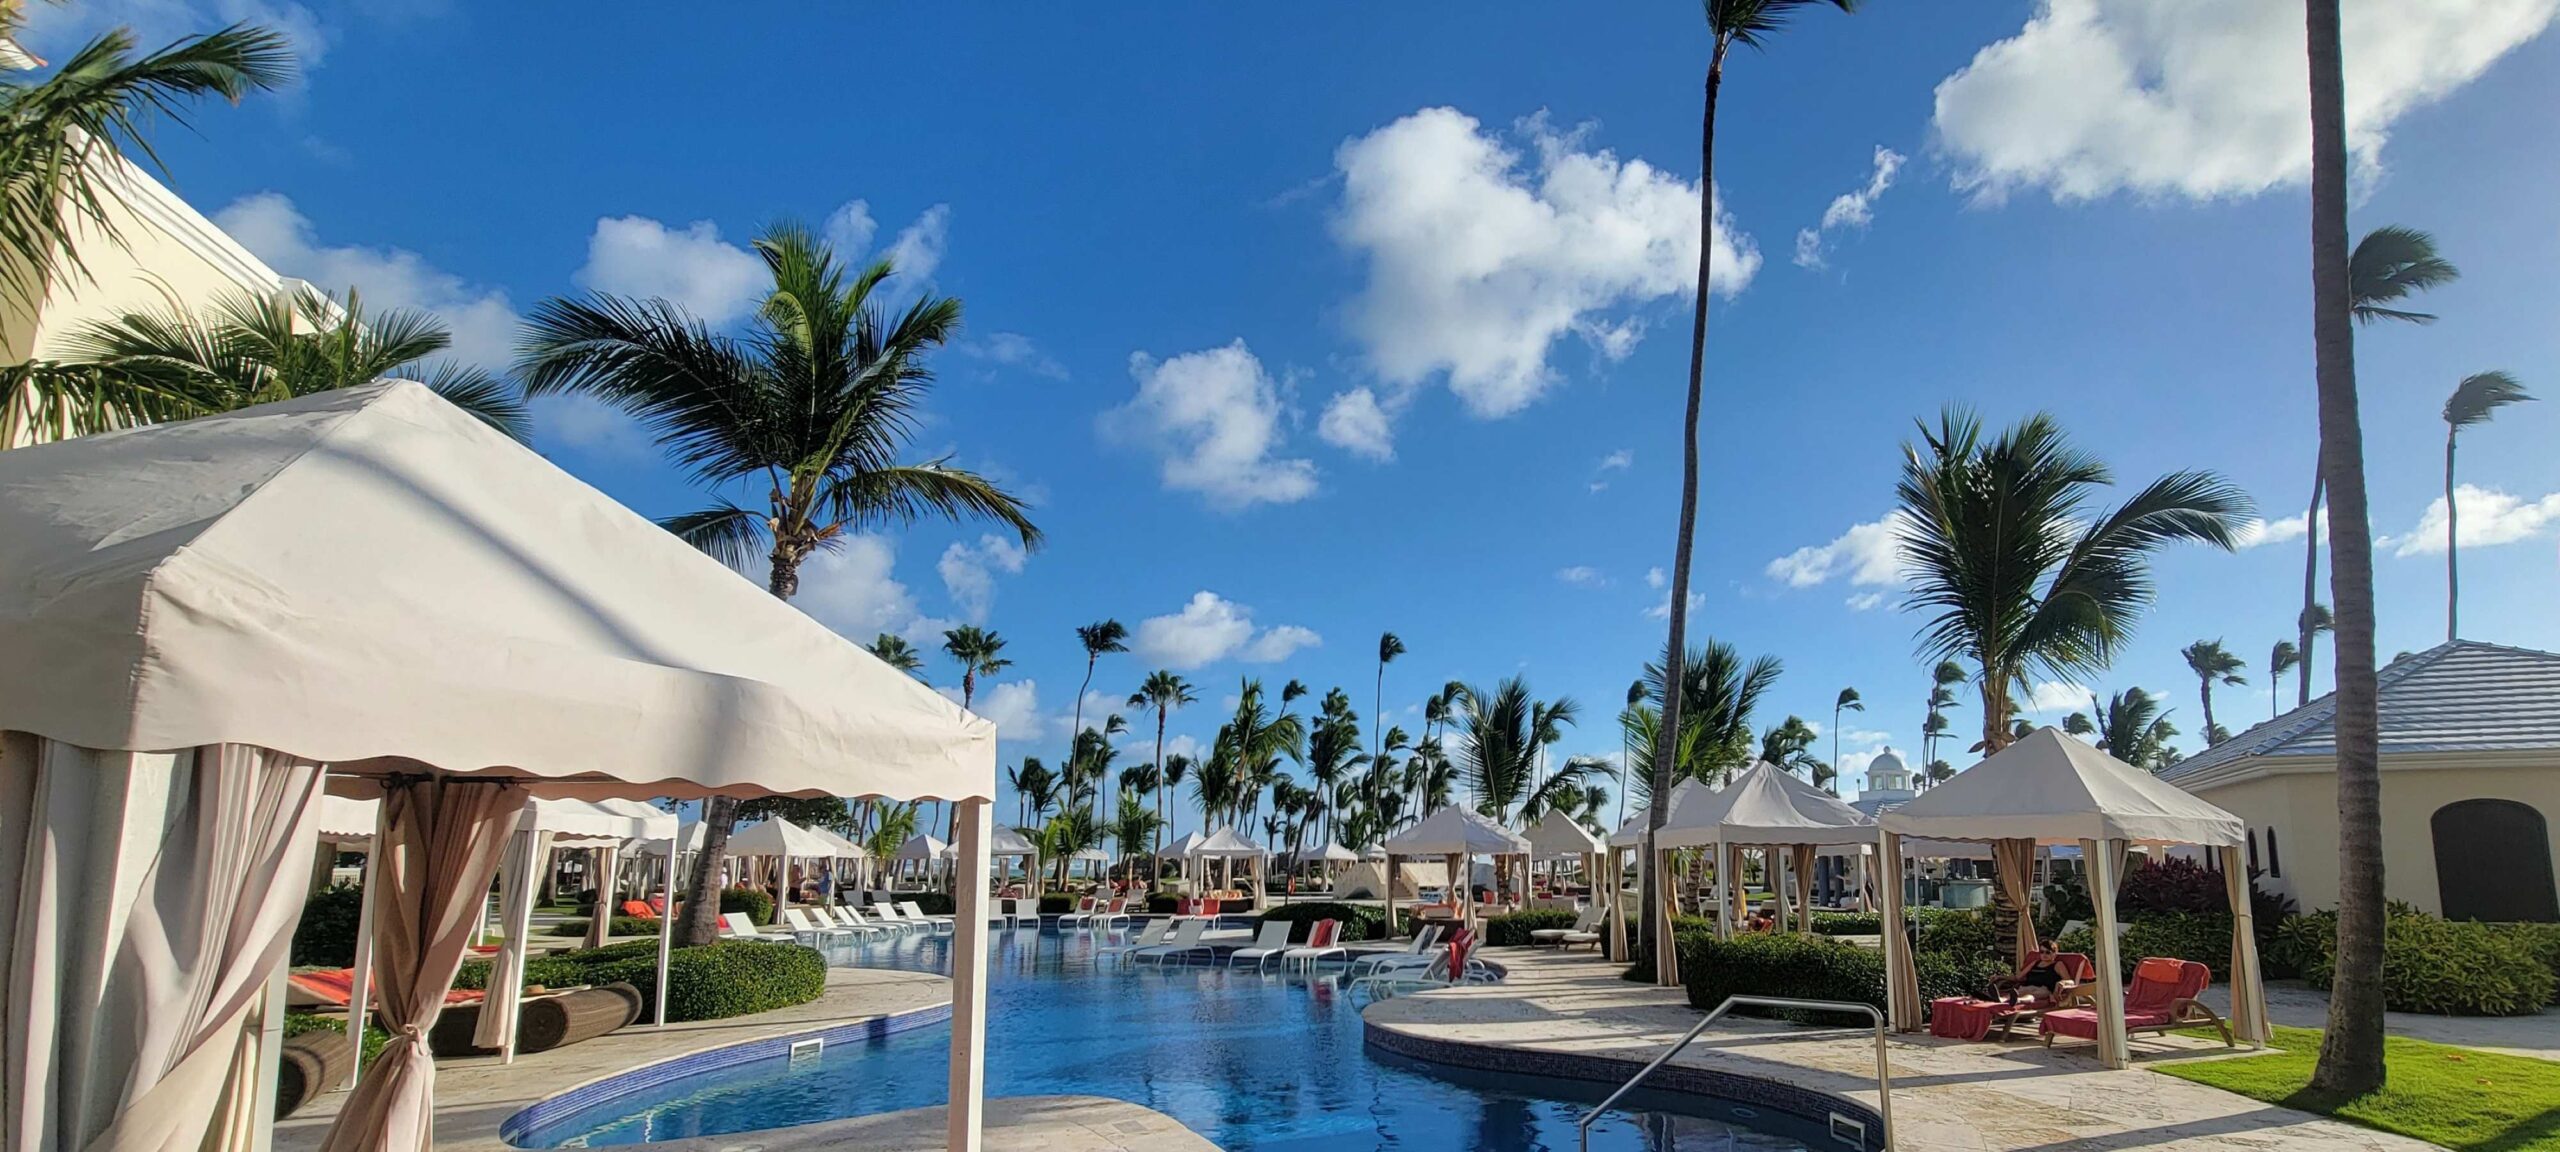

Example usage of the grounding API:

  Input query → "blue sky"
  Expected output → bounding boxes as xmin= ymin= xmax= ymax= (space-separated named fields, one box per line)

xmin=27 ymin=1 xmax=2560 ymax=832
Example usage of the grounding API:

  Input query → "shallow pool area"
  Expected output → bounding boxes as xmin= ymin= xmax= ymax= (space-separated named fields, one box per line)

xmin=508 ymin=924 xmax=1829 ymax=1150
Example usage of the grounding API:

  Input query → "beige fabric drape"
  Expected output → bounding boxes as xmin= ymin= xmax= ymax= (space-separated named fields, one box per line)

xmin=1992 ymin=838 xmax=2040 ymax=968
xmin=320 ymin=776 xmax=525 ymax=1152
xmin=475 ymin=828 xmax=553 ymax=1052
xmin=1722 ymin=843 xmax=1745 ymax=935
xmin=1790 ymin=844 xmax=1815 ymax=936
xmin=2081 ymin=837 xmax=2132 ymax=1068
xmin=585 ymin=845 xmax=618 ymax=949
xmin=1 ymin=737 xmax=325 ymax=1152
xmin=2220 ymin=845 xmax=2270 ymax=1046
xmin=1877 ymin=831 xmax=1922 ymax=1032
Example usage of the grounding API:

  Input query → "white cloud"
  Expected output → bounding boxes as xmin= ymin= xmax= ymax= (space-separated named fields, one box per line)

xmin=2392 ymin=485 xmax=2560 ymax=556
xmin=1845 ymin=591 xmax=1888 ymax=612
xmin=1332 ymin=106 xmax=1758 ymax=421
xmin=215 ymin=192 xmax=518 ymax=368
xmin=1103 ymin=341 xmax=1317 ymax=510
xmin=1133 ymin=591 xmax=1322 ymax=670
xmin=940 ymin=679 xmax=1044 ymax=742
xmin=1839 ymin=727 xmax=1895 ymax=747
xmin=1767 ymin=512 xmax=1913 ymax=588
xmin=577 ymin=216 xmax=767 ymax=326
xmin=1557 ymin=566 xmax=1605 ymax=588
xmin=794 ymin=535 xmax=947 ymax=644
xmin=823 ymin=200 xmax=880 ymax=256
xmin=1645 ymin=567 xmax=1667 ymax=590
xmin=2026 ymin=681 xmax=2097 ymax=715
xmin=936 ymin=534 xmax=1028 ymax=622
xmin=1646 ymin=588 xmax=1704 ymax=621
xmin=1597 ymin=448 xmax=1634 ymax=472
xmin=2234 ymin=508 xmax=2329 ymax=548
xmin=886 ymin=204 xmax=951 ymax=283
xmin=1932 ymin=0 xmax=2559 ymax=203
xmin=23 ymin=0 xmax=332 ymax=68
xmin=1317 ymin=387 xmax=1398 ymax=462
xmin=1793 ymin=146 xmax=1906 ymax=270
xmin=960 ymin=332 xmax=1068 ymax=380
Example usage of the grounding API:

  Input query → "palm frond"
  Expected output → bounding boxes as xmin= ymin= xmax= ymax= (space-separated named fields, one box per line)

xmin=2443 ymin=370 xmax=2532 ymax=429
xmin=659 ymin=502 xmax=767 ymax=570
xmin=410 ymin=361 xmax=529 ymax=442
xmin=1707 ymin=0 xmax=1858 ymax=48
xmin=2348 ymin=225 xmax=2458 ymax=326
xmin=819 ymin=460 xmax=1043 ymax=549
xmin=1 ymin=359 xmax=214 ymax=446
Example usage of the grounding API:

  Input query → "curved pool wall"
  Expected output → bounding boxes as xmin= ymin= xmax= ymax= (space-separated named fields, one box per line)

xmin=503 ymin=921 xmax=1862 ymax=1150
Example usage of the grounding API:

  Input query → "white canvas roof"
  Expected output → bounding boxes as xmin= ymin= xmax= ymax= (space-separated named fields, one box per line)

xmin=1658 ymin=761 xmax=1873 ymax=849
xmin=893 ymin=833 xmax=952 ymax=861
xmin=1606 ymin=777 xmax=1714 ymax=847
xmin=1070 ymin=848 xmax=1110 ymax=862
xmin=0 ymin=383 xmax=995 ymax=804
xmin=727 ymin=818 xmax=844 ymax=858
xmin=804 ymin=825 xmax=868 ymax=858
xmin=1383 ymin=807 xmax=1530 ymax=856
xmin=1880 ymin=727 xmax=2245 ymax=847
xmin=986 ymin=825 xmax=1037 ymax=857
xmin=316 ymin=794 xmax=379 ymax=844
xmin=1294 ymin=840 xmax=1359 ymax=863
xmin=523 ymin=797 xmax=678 ymax=846
xmin=1158 ymin=831 xmax=1207 ymax=860
xmin=631 ymin=821 xmax=710 ymax=856
xmin=1524 ymin=810 xmax=1602 ymax=859
xmin=1191 ymin=826 xmax=1265 ymax=857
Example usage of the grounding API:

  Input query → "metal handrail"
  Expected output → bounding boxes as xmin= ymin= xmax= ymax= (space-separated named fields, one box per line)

xmin=1576 ymin=995 xmax=1894 ymax=1152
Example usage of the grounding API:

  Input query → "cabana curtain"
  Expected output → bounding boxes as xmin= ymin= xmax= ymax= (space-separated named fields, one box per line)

xmin=1992 ymin=838 xmax=2039 ymax=967
xmin=319 ymin=776 xmax=525 ymax=1152
xmin=474 ymin=829 xmax=553 ymax=1051
xmin=0 ymin=738 xmax=325 ymax=1152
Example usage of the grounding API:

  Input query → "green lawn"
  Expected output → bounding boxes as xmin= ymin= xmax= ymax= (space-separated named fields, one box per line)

xmin=2158 ymin=1025 xmax=2560 ymax=1151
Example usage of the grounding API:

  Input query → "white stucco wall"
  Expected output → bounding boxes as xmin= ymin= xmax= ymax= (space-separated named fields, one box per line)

xmin=2190 ymin=756 xmax=2560 ymax=918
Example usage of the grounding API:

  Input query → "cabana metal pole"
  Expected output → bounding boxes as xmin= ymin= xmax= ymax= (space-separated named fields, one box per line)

xmin=343 ymin=841 xmax=380 ymax=1089
xmin=653 ymin=836 xmax=674 ymax=1027
xmin=948 ymin=798 xmax=994 ymax=1152
xmin=2083 ymin=837 xmax=2131 ymax=1069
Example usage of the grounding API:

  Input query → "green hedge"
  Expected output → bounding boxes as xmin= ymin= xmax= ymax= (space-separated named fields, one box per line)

xmin=2051 ymin=912 xmax=2237 ymax=981
xmin=1811 ymin=912 xmax=1881 ymax=936
xmin=1257 ymin=902 xmax=1413 ymax=943
xmin=546 ymin=916 xmax=661 ymax=938
xmin=560 ymin=938 xmax=826 ymax=1022
xmin=2281 ymin=910 xmax=2556 ymax=1016
xmin=291 ymin=884 xmax=365 ymax=967
xmin=1038 ymin=893 xmax=1074 ymax=915
xmin=1484 ymin=908 xmax=1581 ymax=947
xmin=283 ymin=1012 xmax=390 ymax=1065
xmin=719 ymin=887 xmax=774 ymax=926
xmin=1677 ymin=930 xmax=2007 ymax=1023
xmin=449 ymin=953 xmax=589 ymax=992
xmin=1618 ymin=916 xmax=1717 ymax=983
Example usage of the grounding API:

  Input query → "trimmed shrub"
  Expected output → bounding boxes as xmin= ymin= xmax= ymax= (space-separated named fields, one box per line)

xmin=1677 ymin=928 xmax=2006 ymax=1021
xmin=2500 ymin=922 xmax=2560 ymax=986
xmin=1146 ymin=894 xmax=1181 ymax=914
xmin=2117 ymin=857 xmax=2228 ymax=916
xmin=719 ymin=886 xmax=774 ymax=926
xmin=1038 ymin=893 xmax=1075 ymax=915
xmin=1617 ymin=916 xmax=1717 ymax=983
xmin=1257 ymin=902 xmax=1412 ymax=943
xmin=1811 ymin=912 xmax=1881 ymax=937
xmin=291 ymin=884 xmax=366 ymax=967
xmin=546 ymin=916 xmax=660 ymax=938
xmin=1912 ymin=908 xmax=1999 ymax=961
xmin=2288 ymin=910 xmax=2555 ymax=1016
xmin=528 ymin=938 xmax=826 ymax=1022
xmin=2053 ymin=913 xmax=2236 ymax=980
xmin=1484 ymin=908 xmax=1580 ymax=947
xmin=449 ymin=953 xmax=587 ymax=992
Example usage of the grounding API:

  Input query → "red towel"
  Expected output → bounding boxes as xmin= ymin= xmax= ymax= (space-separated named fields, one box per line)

xmin=289 ymin=968 xmax=485 ymax=1008
xmin=1929 ymin=997 xmax=1998 ymax=1041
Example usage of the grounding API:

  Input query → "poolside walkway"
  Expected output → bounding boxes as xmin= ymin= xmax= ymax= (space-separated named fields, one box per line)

xmin=1365 ymin=949 xmax=2437 ymax=1152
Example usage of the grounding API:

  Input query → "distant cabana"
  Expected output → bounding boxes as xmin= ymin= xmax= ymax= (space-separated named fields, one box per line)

xmin=1293 ymin=839 xmax=1360 ymax=891
xmin=1382 ymin=808 xmax=1531 ymax=933
xmin=1603 ymin=778 xmax=1714 ymax=962
xmin=1877 ymin=727 xmax=2265 ymax=1068
xmin=478 ymin=798 xmax=679 ymax=1065
xmin=1191 ymin=826 xmax=1268 ymax=903
xmin=985 ymin=824 xmax=1038 ymax=889
xmin=1523 ymin=810 xmax=1604 ymax=912
xmin=0 ymin=384 xmax=1002 ymax=1152
xmin=894 ymin=832 xmax=953 ymax=889
xmin=729 ymin=817 xmax=850 ymax=912
xmin=1661 ymin=761 xmax=1875 ymax=942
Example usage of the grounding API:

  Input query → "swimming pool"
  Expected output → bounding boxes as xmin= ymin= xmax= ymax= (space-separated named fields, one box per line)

xmin=507 ymin=925 xmax=1829 ymax=1150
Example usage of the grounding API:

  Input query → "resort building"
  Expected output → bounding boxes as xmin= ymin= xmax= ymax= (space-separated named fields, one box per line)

xmin=2159 ymin=640 xmax=2560 ymax=922
xmin=1848 ymin=747 xmax=1918 ymax=819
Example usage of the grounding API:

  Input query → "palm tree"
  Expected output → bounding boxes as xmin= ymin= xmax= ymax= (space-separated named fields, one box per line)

xmin=866 ymin=633 xmax=925 ymax=678
xmin=516 ymin=227 xmax=1038 ymax=947
xmin=1161 ymin=753 xmax=1193 ymax=842
xmin=2 ymin=22 xmax=289 ymax=313
xmin=2268 ymin=640 xmax=2299 ymax=719
xmin=1375 ymin=631 xmax=1405 ymax=765
xmin=1757 ymin=716 xmax=1821 ymax=779
xmin=2180 ymin=640 xmax=2247 ymax=746
xmin=1456 ymin=677 xmax=1604 ymax=823
xmin=1304 ymin=687 xmax=1366 ymax=845
xmin=1896 ymin=410 xmax=2249 ymax=755
xmin=2063 ymin=688 xmax=2181 ymax=772
xmin=2440 ymin=371 xmax=2533 ymax=641
xmin=941 ymin=626 xmax=1010 ymax=710
xmin=1645 ymin=0 xmax=1858 ymax=983
xmin=1110 ymin=794 xmax=1163 ymax=878
xmin=2305 ymin=0 xmax=2385 ymax=1094
xmin=61 ymin=286 xmax=528 ymax=439
xmin=2295 ymin=225 xmax=2459 ymax=705
xmin=1629 ymin=640 xmax=1780 ymax=803
xmin=1071 ymin=619 xmax=1130 ymax=817
xmin=1127 ymin=670 xmax=1195 ymax=865
xmin=1829 ymin=687 xmax=1862 ymax=796
xmin=1921 ymin=659 xmax=1965 ymax=767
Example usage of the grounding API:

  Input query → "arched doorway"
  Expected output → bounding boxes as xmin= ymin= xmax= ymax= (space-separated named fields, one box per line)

xmin=2433 ymin=799 xmax=2560 ymax=923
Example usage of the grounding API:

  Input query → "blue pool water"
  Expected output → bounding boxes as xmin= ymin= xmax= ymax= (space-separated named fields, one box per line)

xmin=509 ymin=925 xmax=1823 ymax=1150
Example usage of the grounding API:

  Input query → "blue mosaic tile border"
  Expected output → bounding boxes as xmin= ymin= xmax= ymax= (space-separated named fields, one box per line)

xmin=496 ymin=1001 xmax=952 ymax=1145
xmin=1364 ymin=1022 xmax=1887 ymax=1151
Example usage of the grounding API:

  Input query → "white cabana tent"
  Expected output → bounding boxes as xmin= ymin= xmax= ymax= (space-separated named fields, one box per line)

xmin=475 ymin=798 xmax=679 ymax=1066
xmin=1603 ymin=777 xmax=1714 ymax=962
xmin=893 ymin=832 xmax=954 ymax=890
xmin=1191 ymin=826 xmax=1268 ymax=902
xmin=0 ymin=384 xmax=1001 ymax=1152
xmin=983 ymin=825 xmax=1038 ymax=890
xmin=1660 ymin=761 xmax=1874 ymax=942
xmin=1292 ymin=839 xmax=1359 ymax=892
xmin=1876 ymin=728 xmax=2263 ymax=1068
xmin=728 ymin=817 xmax=850 ymax=913
xmin=1381 ymin=808 xmax=1531 ymax=933
xmin=1522 ymin=811 xmax=1605 ymax=921
xmin=1158 ymin=831 xmax=1207 ymax=887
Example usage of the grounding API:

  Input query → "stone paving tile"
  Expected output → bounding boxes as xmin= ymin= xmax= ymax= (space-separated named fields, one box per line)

xmin=1362 ymin=949 xmax=2437 ymax=1152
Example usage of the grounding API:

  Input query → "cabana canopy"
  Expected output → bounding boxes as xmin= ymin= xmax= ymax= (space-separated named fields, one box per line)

xmin=0 ymin=382 xmax=996 ymax=804
xmin=986 ymin=825 xmax=1037 ymax=856
xmin=631 ymin=821 xmax=710 ymax=856
xmin=1191 ymin=826 xmax=1266 ymax=857
xmin=805 ymin=825 xmax=868 ymax=859
xmin=728 ymin=817 xmax=848 ymax=858
xmin=317 ymin=795 xmax=381 ymax=845
xmin=1606 ymin=777 xmax=1713 ymax=848
xmin=1662 ymin=760 xmax=1872 ymax=848
xmin=1878 ymin=728 xmax=2243 ymax=847
xmin=894 ymin=833 xmax=953 ymax=861
xmin=1158 ymin=831 xmax=1208 ymax=860
xmin=1294 ymin=840 xmax=1360 ymax=864
xmin=1383 ymin=807 xmax=1530 ymax=856
xmin=1069 ymin=848 xmax=1110 ymax=862
xmin=522 ymin=796 xmax=678 ymax=844
xmin=1524 ymin=810 xmax=1603 ymax=859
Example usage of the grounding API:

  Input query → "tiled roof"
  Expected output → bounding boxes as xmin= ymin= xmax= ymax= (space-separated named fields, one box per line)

xmin=2160 ymin=640 xmax=2560 ymax=783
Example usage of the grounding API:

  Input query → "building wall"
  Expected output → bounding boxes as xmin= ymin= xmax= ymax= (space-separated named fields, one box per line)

xmin=1 ymin=164 xmax=282 ymax=365
xmin=2193 ymin=757 xmax=2560 ymax=918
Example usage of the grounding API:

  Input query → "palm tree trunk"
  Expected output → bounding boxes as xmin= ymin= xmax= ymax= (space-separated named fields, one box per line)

xmin=2444 ymin=433 xmax=2460 ymax=641
xmin=1645 ymin=36 xmax=1727 ymax=972
xmin=2305 ymin=0 xmax=2387 ymax=1096
xmin=1152 ymin=711 xmax=1167 ymax=874
xmin=1073 ymin=657 xmax=1095 ymax=822
xmin=2200 ymin=679 xmax=2217 ymax=745
xmin=1980 ymin=667 xmax=2013 ymax=755
xmin=2298 ymin=469 xmax=2324 ymax=707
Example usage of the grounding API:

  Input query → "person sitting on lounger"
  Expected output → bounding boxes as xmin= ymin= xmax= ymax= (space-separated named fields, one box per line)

xmin=1987 ymin=948 xmax=2067 ymax=1005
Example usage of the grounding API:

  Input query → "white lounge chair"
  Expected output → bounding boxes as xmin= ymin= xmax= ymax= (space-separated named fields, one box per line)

xmin=1096 ymin=917 xmax=1173 ymax=962
xmin=1280 ymin=919 xmax=1346 ymax=973
xmin=1346 ymin=924 xmax=1444 ymax=977
xmin=822 ymin=905 xmax=889 ymax=937
xmin=1132 ymin=918 xmax=1212 ymax=965
xmin=720 ymin=912 xmax=792 ymax=942
xmin=897 ymin=900 xmax=955 ymax=933
xmin=1226 ymin=921 xmax=1297 ymax=969
xmin=838 ymin=905 xmax=909 ymax=934
xmin=1529 ymin=905 xmax=1604 ymax=948
xmin=782 ymin=907 xmax=857 ymax=944
xmin=1056 ymin=896 xmax=1101 ymax=929
xmin=1096 ymin=897 xmax=1134 ymax=931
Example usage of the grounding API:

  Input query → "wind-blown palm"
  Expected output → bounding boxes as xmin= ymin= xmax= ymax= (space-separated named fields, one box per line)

xmin=2295 ymin=226 xmax=2459 ymax=703
xmin=1128 ymin=669 xmax=1195 ymax=863
xmin=518 ymin=224 xmax=1038 ymax=598
xmin=2269 ymin=641 xmax=2300 ymax=720
xmin=1896 ymin=409 xmax=2250 ymax=753
xmin=2440 ymin=371 xmax=2532 ymax=641
xmin=1375 ymin=631 xmax=1405 ymax=765
xmin=1304 ymin=687 xmax=1366 ymax=844
xmin=2180 ymin=639 xmax=2247 ymax=746
xmin=2063 ymin=688 xmax=2181 ymax=772
xmin=866 ymin=633 xmax=925 ymax=678
xmin=941 ymin=626 xmax=1010 ymax=711
xmin=1071 ymin=619 xmax=1129 ymax=818
xmin=1829 ymin=687 xmax=1861 ymax=796
xmin=1630 ymin=640 xmax=1779 ymax=800
xmin=1456 ymin=677 xmax=1601 ymax=823
xmin=1758 ymin=716 xmax=1821 ymax=779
